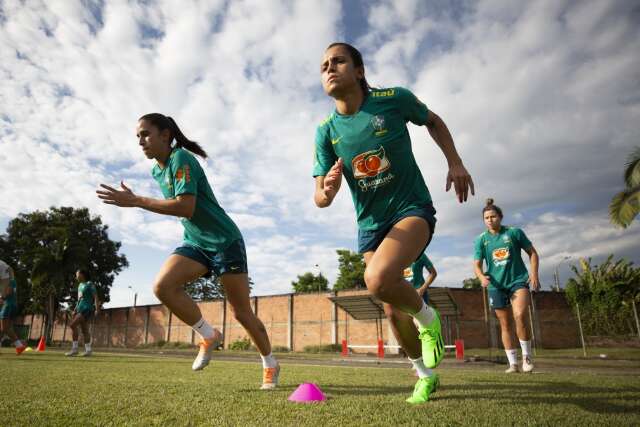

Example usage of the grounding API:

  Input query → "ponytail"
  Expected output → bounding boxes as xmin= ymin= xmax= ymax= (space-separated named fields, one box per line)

xmin=139 ymin=113 xmax=208 ymax=159
xmin=482 ymin=198 xmax=503 ymax=218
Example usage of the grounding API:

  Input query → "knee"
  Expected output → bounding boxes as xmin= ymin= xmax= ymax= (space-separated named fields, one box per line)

xmin=513 ymin=311 xmax=527 ymax=325
xmin=364 ymin=267 xmax=393 ymax=299
xmin=152 ymin=280 xmax=172 ymax=301
xmin=496 ymin=315 xmax=511 ymax=329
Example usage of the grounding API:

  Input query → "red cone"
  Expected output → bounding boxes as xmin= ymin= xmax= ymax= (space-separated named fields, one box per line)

xmin=36 ymin=336 xmax=46 ymax=352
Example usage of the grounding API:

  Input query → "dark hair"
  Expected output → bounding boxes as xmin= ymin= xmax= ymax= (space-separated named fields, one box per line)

xmin=138 ymin=113 xmax=207 ymax=159
xmin=327 ymin=42 xmax=370 ymax=96
xmin=483 ymin=198 xmax=503 ymax=218
xmin=77 ymin=269 xmax=90 ymax=281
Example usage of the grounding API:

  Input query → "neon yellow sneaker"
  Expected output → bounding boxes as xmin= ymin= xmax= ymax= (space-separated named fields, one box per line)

xmin=418 ymin=309 xmax=445 ymax=369
xmin=406 ymin=373 xmax=439 ymax=404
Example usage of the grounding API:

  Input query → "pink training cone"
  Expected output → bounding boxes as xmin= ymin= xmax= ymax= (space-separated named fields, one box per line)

xmin=288 ymin=383 xmax=326 ymax=403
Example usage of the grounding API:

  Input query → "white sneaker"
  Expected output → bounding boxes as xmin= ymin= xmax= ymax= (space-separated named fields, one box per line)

xmin=65 ymin=349 xmax=79 ymax=357
xmin=81 ymin=350 xmax=92 ymax=357
xmin=505 ymin=364 xmax=519 ymax=374
xmin=522 ymin=356 xmax=534 ymax=373
xmin=192 ymin=329 xmax=223 ymax=371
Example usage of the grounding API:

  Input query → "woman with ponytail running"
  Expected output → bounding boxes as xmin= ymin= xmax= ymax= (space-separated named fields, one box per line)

xmin=313 ymin=43 xmax=474 ymax=404
xmin=97 ymin=114 xmax=279 ymax=389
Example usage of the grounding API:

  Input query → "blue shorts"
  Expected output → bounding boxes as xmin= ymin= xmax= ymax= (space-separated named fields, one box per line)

xmin=357 ymin=204 xmax=437 ymax=255
xmin=76 ymin=308 xmax=94 ymax=320
xmin=0 ymin=302 xmax=17 ymax=319
xmin=489 ymin=283 xmax=529 ymax=309
xmin=173 ymin=239 xmax=248 ymax=277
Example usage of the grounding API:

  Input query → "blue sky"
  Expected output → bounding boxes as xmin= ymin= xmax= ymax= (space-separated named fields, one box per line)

xmin=0 ymin=0 xmax=639 ymax=308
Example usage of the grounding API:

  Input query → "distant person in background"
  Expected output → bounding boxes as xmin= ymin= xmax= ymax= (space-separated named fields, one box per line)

xmin=0 ymin=259 xmax=27 ymax=355
xmin=404 ymin=252 xmax=437 ymax=306
xmin=66 ymin=269 xmax=100 ymax=357
xmin=402 ymin=252 xmax=437 ymax=377
xmin=473 ymin=199 xmax=540 ymax=373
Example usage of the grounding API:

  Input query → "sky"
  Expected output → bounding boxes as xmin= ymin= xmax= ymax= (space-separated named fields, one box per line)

xmin=0 ymin=0 xmax=638 ymax=308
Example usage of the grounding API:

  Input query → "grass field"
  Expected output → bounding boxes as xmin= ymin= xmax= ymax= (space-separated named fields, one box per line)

xmin=2 ymin=349 xmax=640 ymax=426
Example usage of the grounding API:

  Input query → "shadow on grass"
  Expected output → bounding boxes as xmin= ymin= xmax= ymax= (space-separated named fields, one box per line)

xmin=442 ymin=380 xmax=640 ymax=415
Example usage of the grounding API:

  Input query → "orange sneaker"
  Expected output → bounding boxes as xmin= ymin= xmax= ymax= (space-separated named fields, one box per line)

xmin=15 ymin=344 xmax=27 ymax=355
xmin=260 ymin=363 xmax=280 ymax=390
xmin=192 ymin=329 xmax=223 ymax=371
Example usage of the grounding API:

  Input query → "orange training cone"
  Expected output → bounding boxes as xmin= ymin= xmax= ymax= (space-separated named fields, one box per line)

xmin=36 ymin=336 xmax=46 ymax=352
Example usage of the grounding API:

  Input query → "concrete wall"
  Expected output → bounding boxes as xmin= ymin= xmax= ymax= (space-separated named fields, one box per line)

xmin=17 ymin=289 xmax=580 ymax=350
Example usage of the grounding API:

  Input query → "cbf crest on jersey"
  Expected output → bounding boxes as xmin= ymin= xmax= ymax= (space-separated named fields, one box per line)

xmin=371 ymin=115 xmax=387 ymax=137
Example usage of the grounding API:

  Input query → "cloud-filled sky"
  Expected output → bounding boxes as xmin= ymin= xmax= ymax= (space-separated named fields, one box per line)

xmin=1 ymin=0 xmax=639 ymax=307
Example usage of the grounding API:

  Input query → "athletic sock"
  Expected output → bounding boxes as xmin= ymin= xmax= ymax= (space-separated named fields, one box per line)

xmin=72 ymin=341 xmax=79 ymax=350
xmin=409 ymin=356 xmax=433 ymax=379
xmin=85 ymin=342 xmax=92 ymax=352
xmin=191 ymin=317 xmax=215 ymax=340
xmin=14 ymin=340 xmax=23 ymax=348
xmin=505 ymin=349 xmax=518 ymax=365
xmin=260 ymin=353 xmax=278 ymax=369
xmin=519 ymin=340 xmax=532 ymax=358
xmin=411 ymin=302 xmax=436 ymax=329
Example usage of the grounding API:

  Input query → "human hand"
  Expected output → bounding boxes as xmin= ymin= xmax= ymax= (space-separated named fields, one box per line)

xmin=97 ymin=181 xmax=138 ymax=207
xmin=446 ymin=163 xmax=475 ymax=203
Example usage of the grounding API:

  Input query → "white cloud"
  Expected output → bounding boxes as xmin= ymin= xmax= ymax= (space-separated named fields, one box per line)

xmin=0 ymin=0 xmax=638 ymax=305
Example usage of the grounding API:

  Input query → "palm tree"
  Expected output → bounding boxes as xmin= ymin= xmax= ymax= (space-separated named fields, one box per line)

xmin=609 ymin=147 xmax=640 ymax=228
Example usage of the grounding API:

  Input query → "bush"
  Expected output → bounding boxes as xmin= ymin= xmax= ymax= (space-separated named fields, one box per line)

xmin=271 ymin=345 xmax=291 ymax=353
xmin=565 ymin=256 xmax=640 ymax=336
xmin=229 ymin=337 xmax=253 ymax=351
xmin=303 ymin=344 xmax=342 ymax=354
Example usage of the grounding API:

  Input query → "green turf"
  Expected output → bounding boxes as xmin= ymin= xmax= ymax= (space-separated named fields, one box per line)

xmin=2 ymin=350 xmax=639 ymax=426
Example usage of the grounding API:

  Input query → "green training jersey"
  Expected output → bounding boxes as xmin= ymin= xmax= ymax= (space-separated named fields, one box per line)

xmin=152 ymin=148 xmax=243 ymax=253
xmin=403 ymin=253 xmax=434 ymax=289
xmin=3 ymin=278 xmax=17 ymax=307
xmin=76 ymin=281 xmax=96 ymax=312
xmin=313 ymin=87 xmax=433 ymax=231
xmin=474 ymin=226 xmax=532 ymax=289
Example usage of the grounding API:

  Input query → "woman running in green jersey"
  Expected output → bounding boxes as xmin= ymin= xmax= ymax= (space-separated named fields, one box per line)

xmin=97 ymin=114 xmax=279 ymax=389
xmin=403 ymin=253 xmax=437 ymax=378
xmin=65 ymin=269 xmax=100 ymax=357
xmin=403 ymin=253 xmax=437 ymax=306
xmin=473 ymin=199 xmax=540 ymax=373
xmin=0 ymin=260 xmax=26 ymax=355
xmin=313 ymin=43 xmax=474 ymax=403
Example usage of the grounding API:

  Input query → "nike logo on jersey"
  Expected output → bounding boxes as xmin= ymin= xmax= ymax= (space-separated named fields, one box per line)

xmin=331 ymin=136 xmax=343 ymax=145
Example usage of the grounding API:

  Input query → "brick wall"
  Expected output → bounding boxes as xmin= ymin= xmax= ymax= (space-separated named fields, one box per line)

xmin=16 ymin=289 xmax=580 ymax=350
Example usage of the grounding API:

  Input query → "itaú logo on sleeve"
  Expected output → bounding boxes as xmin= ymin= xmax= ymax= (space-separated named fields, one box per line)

xmin=352 ymin=146 xmax=390 ymax=179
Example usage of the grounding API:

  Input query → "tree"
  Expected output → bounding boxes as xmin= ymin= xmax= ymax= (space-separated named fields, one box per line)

xmin=291 ymin=272 xmax=329 ymax=293
xmin=564 ymin=256 xmax=640 ymax=336
xmin=333 ymin=249 xmax=365 ymax=291
xmin=184 ymin=275 xmax=254 ymax=300
xmin=185 ymin=276 xmax=224 ymax=300
xmin=462 ymin=277 xmax=481 ymax=289
xmin=0 ymin=207 xmax=129 ymax=319
xmin=609 ymin=147 xmax=640 ymax=228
